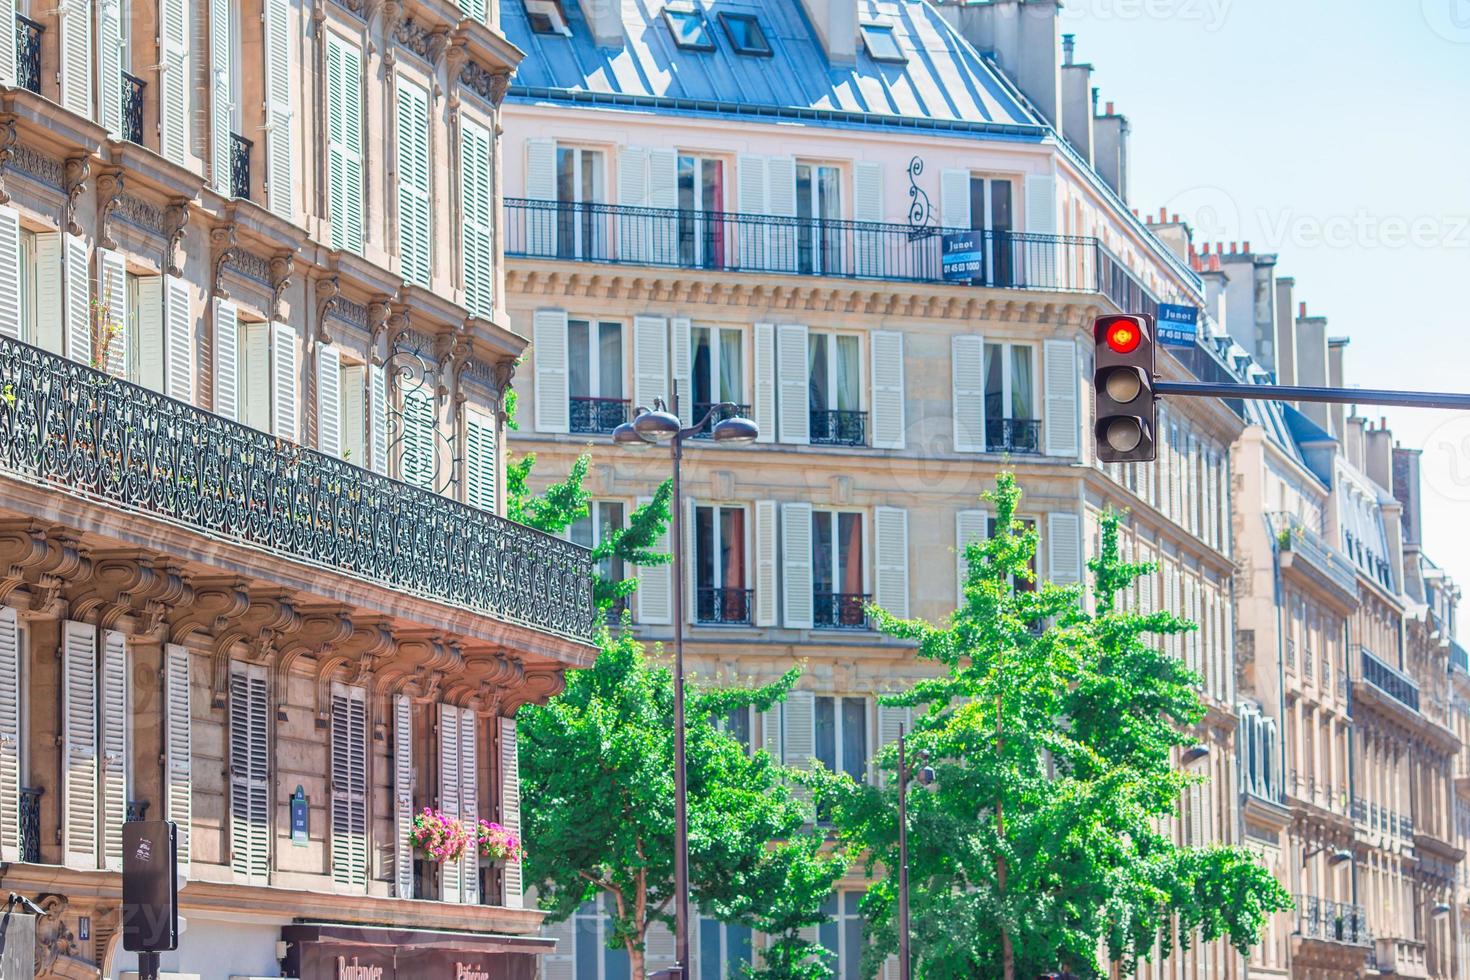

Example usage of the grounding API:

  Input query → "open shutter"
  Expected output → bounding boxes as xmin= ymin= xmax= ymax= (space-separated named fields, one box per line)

xmin=369 ymin=364 xmax=389 ymax=475
xmin=525 ymin=139 xmax=558 ymax=257
xmin=683 ymin=497 xmax=696 ymax=626
xmin=952 ymin=335 xmax=986 ymax=452
xmin=330 ymin=685 xmax=368 ymax=891
xmin=532 ymin=308 xmax=569 ymax=434
xmin=99 ymin=0 xmax=124 ymax=136
xmin=271 ymin=322 xmax=297 ymax=441
xmin=1025 ymin=173 xmax=1058 ymax=235
xmin=0 ymin=0 xmax=13 ymax=86
xmin=753 ymin=500 xmax=778 ymax=627
xmin=876 ymin=705 xmax=911 ymax=755
xmin=636 ymin=495 xmax=672 ymax=625
xmin=437 ymin=704 xmax=463 ymax=902
xmin=870 ymin=331 xmax=905 ymax=449
xmin=761 ymin=705 xmax=783 ymax=761
xmin=210 ymin=0 xmax=232 ymax=194
xmin=133 ymin=277 xmax=164 ymax=391
xmin=164 ymin=643 xmax=191 ymax=876
xmin=1043 ymin=338 xmax=1080 ymax=458
xmin=646 ymin=922 xmax=676 ymax=973
xmin=61 ymin=621 xmax=97 ymax=870
xmin=527 ymin=139 xmax=558 ymax=201
xmin=1047 ymin=511 xmax=1082 ymax=584
xmin=317 ymin=344 xmax=342 ymax=457
xmin=58 ymin=0 xmax=92 ymax=118
xmin=459 ymin=709 xmax=479 ymax=905
xmin=263 ymin=0 xmax=293 ymax=217
xmin=461 ymin=118 xmax=495 ymax=318
xmin=340 ymin=364 xmax=366 ymax=463
xmin=213 ymin=299 xmax=239 ymax=419
xmin=647 ymin=149 xmax=678 ymax=265
xmin=541 ymin=912 xmax=575 ymax=979
xmin=100 ymin=250 xmax=128 ymax=378
xmin=499 ymin=716 xmax=523 ymax=908
xmin=633 ymin=315 xmax=670 ymax=411
xmin=164 ymin=277 xmax=192 ymax=402
xmin=781 ymin=502 xmax=813 ymax=629
xmin=671 ymin=317 xmax=692 ymax=424
xmin=325 ymin=35 xmax=363 ymax=252
xmin=753 ymin=323 xmax=776 ymax=444
xmin=0 ymin=608 xmax=20 ymax=862
xmin=767 ymin=156 xmax=797 ymax=271
xmin=617 ymin=145 xmax=649 ymax=262
xmin=776 ymin=324 xmax=809 ymax=445
xmin=393 ymin=695 xmax=414 ymax=897
xmin=955 ymin=509 xmax=988 ymax=604
xmin=466 ymin=410 xmax=496 ymax=512
xmin=782 ymin=691 xmax=815 ymax=769
xmin=0 ymin=207 xmax=19 ymax=339
xmin=64 ymin=236 xmax=89 ymax=364
xmin=34 ymin=234 xmax=63 ymax=353
xmin=159 ymin=0 xmax=187 ymax=164
xmin=100 ymin=630 xmax=129 ymax=873
xmin=941 ymin=169 xmax=970 ymax=228
xmin=395 ymin=79 xmax=432 ymax=288
xmin=736 ymin=155 xmax=767 ymax=267
xmin=854 ymin=161 xmax=883 ymax=277
xmin=874 ymin=507 xmax=909 ymax=619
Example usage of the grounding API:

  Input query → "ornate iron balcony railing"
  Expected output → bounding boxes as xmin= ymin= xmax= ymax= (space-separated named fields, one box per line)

xmin=19 ymin=786 xmax=41 ymax=863
xmin=985 ymin=418 xmax=1041 ymax=455
xmin=1267 ymin=511 xmax=1359 ymax=597
xmin=810 ymin=409 xmax=867 ymax=447
xmin=122 ymin=71 xmax=146 ymax=144
xmin=814 ymin=592 xmax=870 ymax=630
xmin=1360 ymin=647 xmax=1420 ymax=713
xmin=569 ymin=396 xmax=629 ymax=435
xmin=695 ymin=587 xmax=753 ymax=626
xmin=14 ymin=15 xmax=42 ymax=94
xmin=690 ymin=402 xmax=751 ymax=440
xmin=0 ymin=335 xmax=597 ymax=644
xmin=231 ymin=132 xmax=253 ymax=200
xmin=1295 ymin=894 xmax=1373 ymax=946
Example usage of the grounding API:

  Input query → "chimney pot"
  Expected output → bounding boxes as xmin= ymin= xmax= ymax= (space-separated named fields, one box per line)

xmin=1105 ymin=101 xmax=1115 ymax=115
xmin=1216 ymin=241 xmax=1224 ymax=253
xmin=1299 ymin=301 xmax=1307 ymax=318
xmin=1243 ymin=240 xmax=1251 ymax=253
xmin=1062 ymin=34 xmax=1075 ymax=65
xmin=1229 ymin=242 xmax=1238 ymax=254
xmin=1171 ymin=213 xmax=1179 ymax=223
xmin=1159 ymin=206 xmax=1167 ymax=222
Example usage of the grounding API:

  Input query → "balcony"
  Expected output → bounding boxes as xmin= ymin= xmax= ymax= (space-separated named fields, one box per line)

xmin=1267 ymin=511 xmax=1359 ymax=598
xmin=19 ymin=786 xmax=41 ymax=863
xmin=1294 ymin=895 xmax=1373 ymax=947
xmin=1360 ymin=648 xmax=1420 ymax=714
xmin=122 ymin=72 xmax=146 ymax=144
xmin=506 ymin=199 xmax=1160 ymax=306
xmin=814 ymin=592 xmax=869 ymax=630
xmin=809 ymin=409 xmax=867 ymax=447
xmin=569 ymin=396 xmax=630 ymax=435
xmin=690 ymin=402 xmax=751 ymax=440
xmin=14 ymin=14 xmax=42 ymax=94
xmin=986 ymin=418 xmax=1041 ymax=455
xmin=231 ymin=132 xmax=253 ymax=200
xmin=695 ymin=587 xmax=753 ymax=626
xmin=0 ymin=335 xmax=597 ymax=644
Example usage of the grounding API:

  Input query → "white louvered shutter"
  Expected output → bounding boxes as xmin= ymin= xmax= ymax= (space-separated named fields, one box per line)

xmin=461 ymin=118 xmax=495 ymax=318
xmin=396 ymin=79 xmax=432 ymax=288
xmin=776 ymin=324 xmax=809 ymax=444
xmin=317 ymin=344 xmax=342 ymax=457
xmin=330 ymin=684 xmax=368 ymax=891
xmin=100 ymin=250 xmax=128 ymax=378
xmin=213 ymin=299 xmax=239 ymax=419
xmin=340 ymin=364 xmax=366 ymax=464
xmin=636 ymin=494 xmax=672 ymax=625
xmin=1025 ymin=173 xmax=1059 ymax=284
xmin=164 ymin=277 xmax=192 ymax=402
xmin=326 ymin=35 xmax=363 ymax=253
xmin=876 ymin=704 xmax=912 ymax=784
xmin=671 ymin=316 xmax=692 ymax=424
xmin=64 ymin=236 xmax=89 ymax=364
xmin=99 ymin=0 xmax=124 ymax=136
xmin=874 ymin=507 xmax=909 ymax=619
xmin=1047 ymin=511 xmax=1082 ymax=584
xmin=159 ymin=0 xmax=187 ymax=165
xmin=753 ymin=322 xmax=776 ymax=444
xmin=61 ymin=621 xmax=97 ymax=870
xmin=100 ymin=630 xmax=129 ymax=872
xmin=271 ymin=321 xmax=297 ymax=441
xmin=781 ymin=502 xmax=813 ymax=629
xmin=870 ymin=331 xmax=905 ymax=449
xmin=754 ymin=500 xmax=778 ymax=627
xmin=783 ymin=691 xmax=815 ymax=770
xmin=617 ymin=145 xmax=649 ymax=262
xmin=263 ymin=0 xmax=293 ymax=218
xmin=0 ymin=608 xmax=20 ymax=862
xmin=229 ymin=662 xmax=270 ymax=883
xmin=210 ymin=0 xmax=232 ymax=194
xmin=541 ymin=911 xmax=575 ymax=979
xmin=392 ymin=695 xmax=414 ymax=897
xmin=767 ymin=156 xmax=797 ymax=272
xmin=499 ymin=716 xmax=523 ymax=908
xmin=736 ymin=155 xmax=768 ymax=268
xmin=646 ymin=922 xmax=676 ymax=972
xmin=647 ymin=148 xmax=678 ymax=265
xmin=1043 ymin=338 xmax=1080 ymax=458
xmin=240 ymin=326 xmax=271 ymax=430
xmin=941 ymin=169 xmax=970 ymax=228
xmin=951 ymin=335 xmax=985 ymax=452
xmin=761 ymin=705 xmax=783 ymax=762
xmin=466 ymin=410 xmax=496 ymax=512
xmin=0 ymin=207 xmax=18 ymax=339
xmin=955 ymin=509 xmax=988 ymax=604
xmin=58 ymin=0 xmax=92 ymax=118
xmin=854 ymin=161 xmax=883 ymax=277
xmin=633 ymin=315 xmax=670 ymax=411
xmin=459 ymin=709 xmax=479 ymax=906
xmin=526 ymin=139 xmax=558 ymax=257
xmin=438 ymin=704 xmax=463 ymax=902
xmin=401 ymin=387 xmax=436 ymax=490
xmin=164 ymin=643 xmax=191 ymax=875
xmin=369 ymin=364 xmax=389 ymax=474
xmin=533 ymin=308 xmax=569 ymax=434
xmin=0 ymin=0 xmax=13 ymax=87
xmin=683 ymin=496 xmax=697 ymax=626
xmin=34 ymin=234 xmax=63 ymax=354
xmin=134 ymin=277 xmax=165 ymax=391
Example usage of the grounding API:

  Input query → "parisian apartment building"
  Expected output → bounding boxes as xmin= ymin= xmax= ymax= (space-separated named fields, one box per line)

xmin=0 ymin=0 xmax=605 ymax=977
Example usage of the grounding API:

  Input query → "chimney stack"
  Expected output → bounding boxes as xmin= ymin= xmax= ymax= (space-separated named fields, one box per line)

xmin=1274 ymin=276 xmax=1296 ymax=387
xmin=1062 ymin=33 xmax=1075 ymax=64
xmin=579 ymin=0 xmax=624 ymax=47
xmin=942 ymin=0 xmax=1063 ymax=125
xmin=1328 ymin=338 xmax=1349 ymax=440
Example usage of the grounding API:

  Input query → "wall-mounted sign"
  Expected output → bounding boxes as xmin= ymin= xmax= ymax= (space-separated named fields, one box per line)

xmin=1157 ymin=304 xmax=1199 ymax=347
xmin=941 ymin=231 xmax=983 ymax=281
xmin=291 ymin=787 xmax=309 ymax=846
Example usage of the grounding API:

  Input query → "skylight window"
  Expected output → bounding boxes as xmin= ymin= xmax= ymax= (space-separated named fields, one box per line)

xmin=525 ymin=0 xmax=571 ymax=36
xmin=664 ymin=8 xmax=716 ymax=51
xmin=861 ymin=23 xmax=905 ymax=63
xmin=719 ymin=12 xmax=771 ymax=56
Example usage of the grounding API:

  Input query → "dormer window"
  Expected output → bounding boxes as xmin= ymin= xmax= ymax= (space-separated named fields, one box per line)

xmin=664 ymin=7 xmax=715 ymax=51
xmin=525 ymin=0 xmax=571 ymax=36
xmin=860 ymin=23 xmax=905 ymax=63
xmin=719 ymin=12 xmax=771 ymax=56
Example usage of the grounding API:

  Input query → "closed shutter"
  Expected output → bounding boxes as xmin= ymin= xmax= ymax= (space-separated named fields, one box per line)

xmin=134 ymin=277 xmax=165 ymax=392
xmin=1025 ymin=173 xmax=1058 ymax=286
xmin=782 ymin=691 xmax=815 ymax=769
xmin=325 ymin=35 xmax=364 ymax=253
xmin=34 ymin=234 xmax=63 ymax=353
xmin=99 ymin=250 xmax=128 ymax=378
xmin=753 ymin=500 xmax=778 ymax=627
xmin=228 ymin=662 xmax=270 ymax=883
xmin=671 ymin=317 xmax=692 ymax=425
xmin=61 ymin=621 xmax=97 ymax=870
xmin=760 ymin=705 xmax=783 ymax=762
xmin=164 ymin=643 xmax=191 ymax=875
xmin=541 ymin=911 xmax=575 ymax=979
xmin=0 ymin=0 xmax=12 ymax=87
xmin=401 ymin=387 xmax=436 ymax=490
xmin=58 ymin=0 xmax=92 ymax=118
xmin=330 ymin=684 xmax=368 ymax=891
xmin=1043 ymin=338 xmax=1080 ymax=458
xmin=646 ymin=922 xmax=676 ymax=972
xmin=341 ymin=364 xmax=366 ymax=464
xmin=853 ymin=161 xmax=883 ymax=277
xmin=369 ymin=364 xmax=389 ymax=475
xmin=395 ymin=79 xmax=432 ymax=288
xmin=392 ymin=695 xmax=414 ymax=897
xmin=0 ymin=207 xmax=18 ymax=339
xmin=767 ymin=156 xmax=796 ymax=272
xmin=159 ymin=0 xmax=187 ymax=165
xmin=0 ymin=608 xmax=20 ymax=862
xmin=460 ymin=118 xmax=495 ymax=318
xmin=459 ymin=0 xmax=487 ymax=21
xmin=1047 ymin=511 xmax=1082 ymax=584
xmin=736 ymin=155 xmax=768 ymax=268
xmin=271 ymin=321 xmax=297 ymax=441
xmin=636 ymin=495 xmax=672 ymax=625
xmin=499 ymin=716 xmax=523 ymax=908
xmin=240 ymin=322 xmax=272 ymax=431
xmin=633 ymin=315 xmax=669 ymax=411
xmin=532 ymin=308 xmax=569 ymax=434
xmin=458 ymin=708 xmax=478 ymax=906
xmin=781 ymin=502 xmax=813 ymax=629
xmin=99 ymin=0 xmax=124 ymax=136
xmin=99 ymin=630 xmax=129 ymax=872
xmin=869 ymin=330 xmax=905 ymax=449
xmin=526 ymin=139 xmax=558 ymax=257
xmin=437 ymin=704 xmax=462 ymax=902
xmin=617 ymin=145 xmax=649 ymax=262
xmin=752 ymin=322 xmax=776 ymax=444
xmin=941 ymin=169 xmax=970 ymax=228
xmin=955 ymin=509 xmax=988 ymax=604
xmin=873 ymin=507 xmax=909 ymax=619
xmin=213 ymin=300 xmax=239 ymax=419
xmin=647 ymin=148 xmax=678 ymax=265
xmin=263 ymin=0 xmax=293 ymax=218
xmin=210 ymin=0 xmax=232 ymax=194
xmin=164 ymin=277 xmax=192 ymax=402
xmin=466 ymin=410 xmax=496 ymax=512
xmin=776 ymin=324 xmax=809 ymax=445
xmin=952 ymin=335 xmax=985 ymax=452
xmin=64 ymin=236 xmax=89 ymax=364
xmin=317 ymin=344 xmax=342 ymax=457
xmin=1025 ymin=173 xmax=1058 ymax=234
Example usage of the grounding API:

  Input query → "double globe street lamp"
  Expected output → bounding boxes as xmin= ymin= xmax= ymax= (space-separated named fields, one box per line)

xmin=614 ymin=398 xmax=758 ymax=980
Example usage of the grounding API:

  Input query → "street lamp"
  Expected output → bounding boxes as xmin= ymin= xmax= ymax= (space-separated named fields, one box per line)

xmin=896 ymin=726 xmax=935 ymax=980
xmin=614 ymin=397 xmax=758 ymax=980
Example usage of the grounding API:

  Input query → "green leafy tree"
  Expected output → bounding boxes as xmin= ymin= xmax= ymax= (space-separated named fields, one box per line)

xmin=809 ymin=473 xmax=1290 ymax=979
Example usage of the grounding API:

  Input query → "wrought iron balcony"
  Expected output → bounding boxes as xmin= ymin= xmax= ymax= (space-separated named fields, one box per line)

xmin=690 ymin=402 xmax=751 ymax=440
xmin=814 ymin=592 xmax=870 ymax=630
xmin=1267 ymin=511 xmax=1359 ymax=597
xmin=19 ymin=786 xmax=41 ymax=863
xmin=569 ymin=396 xmax=630 ymax=435
xmin=1295 ymin=894 xmax=1373 ymax=947
xmin=506 ymin=199 xmax=1162 ymax=308
xmin=985 ymin=418 xmax=1041 ymax=455
xmin=14 ymin=14 xmax=42 ymax=94
xmin=231 ymin=132 xmax=253 ymax=200
xmin=122 ymin=71 xmax=146 ymax=144
xmin=1360 ymin=648 xmax=1420 ymax=713
xmin=0 ymin=335 xmax=597 ymax=644
xmin=695 ymin=587 xmax=753 ymax=626
xmin=126 ymin=799 xmax=150 ymax=822
xmin=810 ymin=409 xmax=867 ymax=447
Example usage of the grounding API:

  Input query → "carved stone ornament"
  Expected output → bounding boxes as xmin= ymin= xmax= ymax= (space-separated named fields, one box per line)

xmin=165 ymin=199 xmax=191 ymax=277
xmin=0 ymin=116 xmax=17 ymax=205
xmin=367 ymin=300 xmax=393 ymax=361
xmin=316 ymin=274 xmax=341 ymax=343
xmin=210 ymin=223 xmax=240 ymax=299
xmin=394 ymin=17 xmax=450 ymax=65
xmin=460 ymin=62 xmax=513 ymax=107
xmin=96 ymin=169 xmax=126 ymax=250
xmin=63 ymin=156 xmax=90 ymax=236
xmin=269 ymin=253 xmax=296 ymax=322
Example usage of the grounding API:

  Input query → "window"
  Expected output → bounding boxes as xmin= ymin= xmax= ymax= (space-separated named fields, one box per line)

xmin=966 ymin=174 xmax=1015 ymax=285
xmin=664 ymin=7 xmax=715 ymax=50
xmin=691 ymin=326 xmax=745 ymax=433
xmin=571 ymin=501 xmax=627 ymax=620
xmin=525 ymin=0 xmax=571 ymax=35
xmin=574 ymin=898 xmax=632 ymax=979
xmin=17 ymin=228 xmax=35 ymax=345
xmin=813 ymin=511 xmax=866 ymax=628
xmin=568 ymin=319 xmax=625 ymax=434
xmin=126 ymin=274 xmax=165 ymax=391
xmin=796 ymin=163 xmax=842 ymax=275
xmin=698 ymin=916 xmax=752 ymax=979
xmin=989 ymin=516 xmax=1037 ymax=593
xmin=238 ymin=321 xmax=274 ymax=433
xmin=678 ymin=154 xmax=726 ymax=268
xmin=819 ymin=891 xmax=867 ymax=979
xmin=556 ymin=146 xmax=605 ymax=259
xmin=720 ymin=707 xmax=752 ymax=752
xmin=809 ymin=332 xmax=864 ymax=446
xmin=983 ymin=342 xmax=1037 ymax=453
xmin=340 ymin=362 xmax=368 ymax=464
xmin=719 ymin=12 xmax=770 ymax=56
xmin=815 ymin=696 xmax=868 ymax=784
xmin=860 ymin=23 xmax=905 ymax=63
xmin=695 ymin=505 xmax=749 ymax=625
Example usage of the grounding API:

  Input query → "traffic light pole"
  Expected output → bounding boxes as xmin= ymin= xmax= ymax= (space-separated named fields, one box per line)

xmin=1153 ymin=381 xmax=1470 ymax=411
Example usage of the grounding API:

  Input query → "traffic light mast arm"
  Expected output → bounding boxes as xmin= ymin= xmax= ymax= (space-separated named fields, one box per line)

xmin=1152 ymin=381 xmax=1470 ymax=412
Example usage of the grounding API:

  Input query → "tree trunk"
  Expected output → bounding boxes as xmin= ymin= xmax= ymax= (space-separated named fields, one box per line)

xmin=997 ymin=694 xmax=1015 ymax=980
xmin=629 ymin=945 xmax=646 ymax=979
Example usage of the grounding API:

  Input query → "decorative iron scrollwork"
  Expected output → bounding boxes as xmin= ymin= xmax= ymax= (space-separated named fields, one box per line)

xmin=906 ymin=156 xmax=934 ymax=238
xmin=384 ymin=320 xmax=462 ymax=498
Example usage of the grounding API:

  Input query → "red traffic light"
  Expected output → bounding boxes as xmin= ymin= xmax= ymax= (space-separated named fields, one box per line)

xmin=1102 ymin=319 xmax=1141 ymax=354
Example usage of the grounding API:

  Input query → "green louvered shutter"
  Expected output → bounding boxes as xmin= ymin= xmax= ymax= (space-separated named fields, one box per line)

xmin=395 ymin=79 xmax=431 ymax=288
xmin=326 ymin=35 xmax=363 ymax=253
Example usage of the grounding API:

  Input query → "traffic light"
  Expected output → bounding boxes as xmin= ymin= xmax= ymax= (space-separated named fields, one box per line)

xmin=1092 ymin=314 xmax=1157 ymax=463
xmin=123 ymin=820 xmax=179 ymax=954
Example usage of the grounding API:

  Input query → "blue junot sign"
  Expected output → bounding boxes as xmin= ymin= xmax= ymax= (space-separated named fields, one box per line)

xmin=1157 ymin=304 xmax=1199 ymax=347
xmin=941 ymin=231 xmax=983 ymax=281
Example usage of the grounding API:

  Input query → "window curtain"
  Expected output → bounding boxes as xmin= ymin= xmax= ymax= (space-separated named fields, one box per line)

xmin=719 ymin=329 xmax=742 ymax=404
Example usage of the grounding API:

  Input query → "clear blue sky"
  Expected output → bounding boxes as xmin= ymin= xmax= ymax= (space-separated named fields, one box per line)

xmin=1062 ymin=0 xmax=1470 ymax=618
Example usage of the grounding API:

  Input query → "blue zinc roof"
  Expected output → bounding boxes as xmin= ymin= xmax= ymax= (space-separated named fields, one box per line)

xmin=503 ymin=0 xmax=1042 ymax=135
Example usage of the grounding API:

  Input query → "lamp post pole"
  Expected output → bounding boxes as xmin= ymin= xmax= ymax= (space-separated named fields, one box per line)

xmin=898 ymin=726 xmax=911 ymax=980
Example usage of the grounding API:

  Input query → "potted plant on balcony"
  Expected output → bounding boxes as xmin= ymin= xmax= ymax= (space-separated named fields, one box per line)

xmin=409 ymin=807 xmax=468 ymax=899
xmin=475 ymin=819 xmax=522 ymax=869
